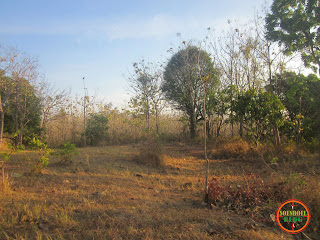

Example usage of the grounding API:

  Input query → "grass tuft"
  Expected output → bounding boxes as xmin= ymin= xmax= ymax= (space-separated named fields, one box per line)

xmin=134 ymin=136 xmax=164 ymax=168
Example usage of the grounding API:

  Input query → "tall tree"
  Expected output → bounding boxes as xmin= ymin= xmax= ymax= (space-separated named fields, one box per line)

xmin=0 ymin=70 xmax=8 ymax=146
xmin=38 ymin=80 xmax=69 ymax=131
xmin=0 ymin=47 xmax=41 ymax=145
xmin=128 ymin=60 xmax=164 ymax=134
xmin=1 ymin=76 xmax=42 ymax=145
xmin=162 ymin=44 xmax=219 ymax=138
xmin=266 ymin=0 xmax=320 ymax=153
xmin=253 ymin=13 xmax=290 ymax=146
xmin=271 ymin=72 xmax=320 ymax=143
xmin=266 ymin=0 xmax=320 ymax=75
xmin=0 ymin=46 xmax=18 ymax=146
xmin=209 ymin=24 xmax=242 ymax=136
xmin=233 ymin=88 xmax=284 ymax=145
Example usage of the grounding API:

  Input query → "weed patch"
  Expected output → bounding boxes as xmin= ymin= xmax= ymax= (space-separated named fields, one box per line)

xmin=210 ymin=137 xmax=260 ymax=160
xmin=134 ymin=137 xmax=164 ymax=168
xmin=207 ymin=172 xmax=320 ymax=238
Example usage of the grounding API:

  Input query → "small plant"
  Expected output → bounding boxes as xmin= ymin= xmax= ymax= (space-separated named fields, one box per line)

xmin=34 ymin=152 xmax=49 ymax=173
xmin=207 ymin=178 xmax=223 ymax=203
xmin=29 ymin=138 xmax=50 ymax=173
xmin=1 ymin=150 xmax=13 ymax=163
xmin=29 ymin=137 xmax=47 ymax=150
xmin=284 ymin=173 xmax=306 ymax=196
xmin=270 ymin=156 xmax=278 ymax=164
xmin=57 ymin=142 xmax=78 ymax=163
xmin=0 ymin=143 xmax=19 ymax=192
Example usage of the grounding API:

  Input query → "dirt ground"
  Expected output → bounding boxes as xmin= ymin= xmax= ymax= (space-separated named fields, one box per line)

xmin=0 ymin=143 xmax=318 ymax=239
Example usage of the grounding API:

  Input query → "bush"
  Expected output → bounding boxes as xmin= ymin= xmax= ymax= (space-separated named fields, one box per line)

xmin=302 ymin=137 xmax=319 ymax=154
xmin=28 ymin=138 xmax=50 ymax=173
xmin=34 ymin=151 xmax=49 ymax=173
xmin=56 ymin=142 xmax=78 ymax=163
xmin=208 ymin=174 xmax=274 ymax=209
xmin=210 ymin=137 xmax=259 ymax=159
xmin=28 ymin=137 xmax=47 ymax=150
xmin=207 ymin=173 xmax=320 ymax=238
xmin=134 ymin=136 xmax=164 ymax=167
xmin=85 ymin=113 xmax=109 ymax=146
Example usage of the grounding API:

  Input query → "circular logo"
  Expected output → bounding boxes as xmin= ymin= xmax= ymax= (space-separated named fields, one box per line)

xmin=276 ymin=199 xmax=311 ymax=234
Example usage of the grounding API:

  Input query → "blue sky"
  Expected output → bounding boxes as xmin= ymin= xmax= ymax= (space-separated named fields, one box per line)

xmin=0 ymin=0 xmax=269 ymax=108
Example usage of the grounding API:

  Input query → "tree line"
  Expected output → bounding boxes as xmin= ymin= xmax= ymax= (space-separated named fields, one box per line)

xmin=0 ymin=46 xmax=183 ymax=147
xmin=128 ymin=0 xmax=320 ymax=152
xmin=0 ymin=0 xmax=319 ymax=152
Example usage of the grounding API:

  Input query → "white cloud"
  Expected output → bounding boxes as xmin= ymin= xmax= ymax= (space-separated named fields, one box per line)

xmin=0 ymin=14 xmax=242 ymax=40
xmin=89 ymin=14 xmax=250 ymax=40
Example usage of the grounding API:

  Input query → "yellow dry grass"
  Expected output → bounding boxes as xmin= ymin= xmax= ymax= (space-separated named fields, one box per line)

xmin=1 ymin=143 xmax=315 ymax=239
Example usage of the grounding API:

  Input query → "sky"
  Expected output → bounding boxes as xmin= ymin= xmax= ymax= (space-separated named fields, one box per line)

xmin=0 ymin=0 xmax=270 ymax=108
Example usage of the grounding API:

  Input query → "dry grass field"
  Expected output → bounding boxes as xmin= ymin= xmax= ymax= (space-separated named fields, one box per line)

xmin=0 ymin=142 xmax=319 ymax=239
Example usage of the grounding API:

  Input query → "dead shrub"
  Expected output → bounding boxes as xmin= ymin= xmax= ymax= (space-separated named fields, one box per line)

xmin=207 ymin=173 xmax=320 ymax=238
xmin=0 ymin=138 xmax=11 ymax=150
xmin=211 ymin=137 xmax=259 ymax=159
xmin=134 ymin=136 xmax=164 ymax=167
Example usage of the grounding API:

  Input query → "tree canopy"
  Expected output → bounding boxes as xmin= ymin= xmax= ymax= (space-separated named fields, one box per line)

xmin=271 ymin=71 xmax=320 ymax=143
xmin=162 ymin=45 xmax=219 ymax=138
xmin=266 ymin=0 xmax=320 ymax=74
xmin=0 ymin=72 xmax=42 ymax=145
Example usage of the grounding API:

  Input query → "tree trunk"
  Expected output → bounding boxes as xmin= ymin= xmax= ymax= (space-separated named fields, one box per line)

xmin=14 ymin=84 xmax=19 ymax=146
xmin=216 ymin=117 xmax=222 ymax=137
xmin=14 ymin=114 xmax=19 ymax=146
xmin=146 ymin=99 xmax=150 ymax=135
xmin=318 ymin=108 xmax=320 ymax=158
xmin=206 ymin=119 xmax=210 ymax=139
xmin=155 ymin=107 xmax=160 ymax=135
xmin=19 ymin=120 xmax=23 ymax=146
xmin=203 ymin=85 xmax=209 ymax=203
xmin=273 ymin=125 xmax=281 ymax=147
xmin=318 ymin=67 xmax=320 ymax=158
xmin=189 ymin=112 xmax=196 ymax=139
xmin=230 ymin=97 xmax=234 ymax=137
xmin=239 ymin=118 xmax=243 ymax=138
xmin=0 ymin=93 xmax=3 ymax=147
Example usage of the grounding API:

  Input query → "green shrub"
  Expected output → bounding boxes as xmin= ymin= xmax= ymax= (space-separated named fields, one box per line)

xmin=57 ymin=142 xmax=78 ymax=163
xmin=28 ymin=137 xmax=47 ymax=150
xmin=28 ymin=138 xmax=50 ymax=173
xmin=34 ymin=151 xmax=49 ymax=173
xmin=302 ymin=138 xmax=319 ymax=153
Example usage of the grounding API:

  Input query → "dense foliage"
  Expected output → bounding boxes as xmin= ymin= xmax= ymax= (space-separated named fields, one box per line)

xmin=233 ymin=88 xmax=285 ymax=144
xmin=85 ymin=113 xmax=109 ymax=146
xmin=271 ymin=72 xmax=320 ymax=143
xmin=0 ymin=72 xmax=43 ymax=145
xmin=162 ymin=45 xmax=219 ymax=138
xmin=266 ymin=0 xmax=320 ymax=74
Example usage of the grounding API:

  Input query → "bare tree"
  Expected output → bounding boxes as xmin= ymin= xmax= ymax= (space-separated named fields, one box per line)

xmin=198 ymin=41 xmax=211 ymax=203
xmin=207 ymin=16 xmax=293 ymax=141
xmin=37 ymin=79 xmax=70 ymax=130
xmin=127 ymin=59 xmax=164 ymax=135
